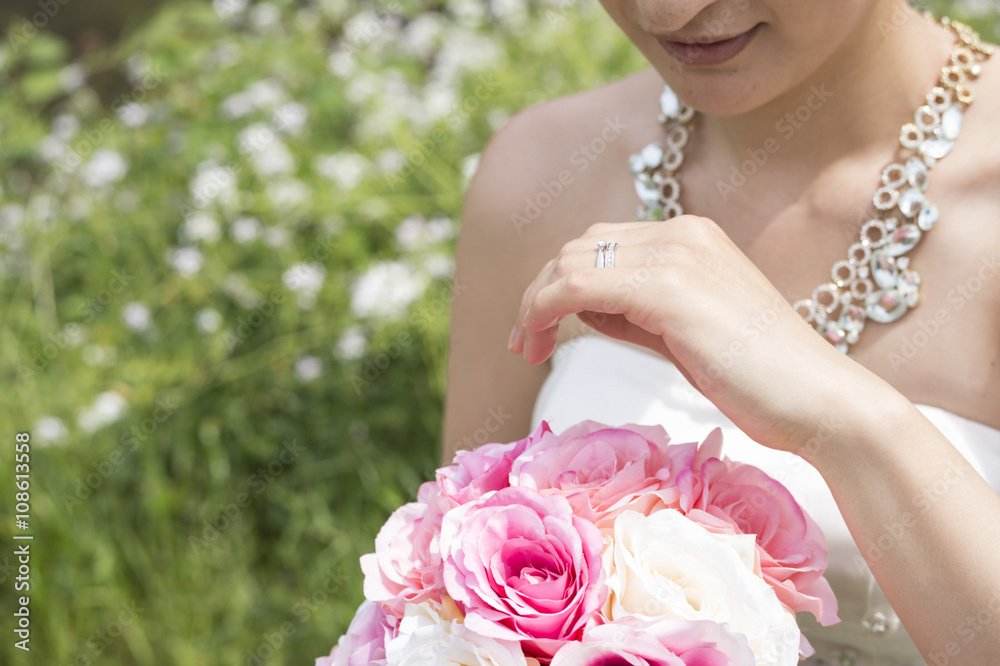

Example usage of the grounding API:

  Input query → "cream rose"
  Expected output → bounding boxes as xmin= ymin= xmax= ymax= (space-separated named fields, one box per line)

xmin=602 ymin=509 xmax=800 ymax=666
xmin=385 ymin=603 xmax=530 ymax=666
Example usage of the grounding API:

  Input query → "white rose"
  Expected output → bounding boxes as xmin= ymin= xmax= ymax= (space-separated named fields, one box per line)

xmin=602 ymin=509 xmax=800 ymax=666
xmin=386 ymin=603 xmax=529 ymax=666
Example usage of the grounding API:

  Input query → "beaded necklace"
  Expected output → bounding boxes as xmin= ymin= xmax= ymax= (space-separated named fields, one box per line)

xmin=628 ymin=15 xmax=993 ymax=353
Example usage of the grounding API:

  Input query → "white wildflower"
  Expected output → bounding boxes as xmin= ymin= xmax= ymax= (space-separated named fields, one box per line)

xmin=266 ymin=179 xmax=310 ymax=211
xmin=313 ymin=152 xmax=368 ymax=189
xmin=182 ymin=212 xmax=221 ymax=243
xmin=294 ymin=355 xmax=324 ymax=383
xmin=196 ymin=308 xmax=223 ymax=334
xmin=121 ymin=302 xmax=152 ymax=332
xmin=350 ymin=261 xmax=428 ymax=319
xmin=335 ymin=325 xmax=367 ymax=361
xmin=60 ymin=63 xmax=87 ymax=92
xmin=116 ymin=102 xmax=150 ymax=128
xmin=82 ymin=150 xmax=128 ymax=189
xmin=263 ymin=226 xmax=289 ymax=248
xmin=283 ymin=262 xmax=325 ymax=309
xmin=34 ymin=416 xmax=68 ymax=446
xmin=77 ymin=391 xmax=128 ymax=433
xmin=273 ymin=102 xmax=308 ymax=135
xmin=166 ymin=247 xmax=204 ymax=278
xmin=230 ymin=216 xmax=261 ymax=244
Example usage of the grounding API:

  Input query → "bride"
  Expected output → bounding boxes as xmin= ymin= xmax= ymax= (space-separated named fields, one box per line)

xmin=441 ymin=0 xmax=1000 ymax=663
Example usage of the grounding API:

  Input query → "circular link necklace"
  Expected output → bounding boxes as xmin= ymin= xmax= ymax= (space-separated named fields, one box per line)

xmin=629 ymin=15 xmax=993 ymax=354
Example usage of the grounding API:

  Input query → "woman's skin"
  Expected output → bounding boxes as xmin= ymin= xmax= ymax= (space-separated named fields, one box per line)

xmin=443 ymin=0 xmax=1000 ymax=661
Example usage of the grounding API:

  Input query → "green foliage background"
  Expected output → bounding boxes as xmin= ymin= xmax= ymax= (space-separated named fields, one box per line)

xmin=0 ymin=1 xmax=996 ymax=664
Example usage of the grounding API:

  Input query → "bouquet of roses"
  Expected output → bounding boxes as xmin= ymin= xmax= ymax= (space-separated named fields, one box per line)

xmin=318 ymin=420 xmax=839 ymax=666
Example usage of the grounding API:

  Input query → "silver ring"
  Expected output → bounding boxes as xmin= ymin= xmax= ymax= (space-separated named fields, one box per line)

xmin=605 ymin=241 xmax=617 ymax=268
xmin=596 ymin=241 xmax=607 ymax=267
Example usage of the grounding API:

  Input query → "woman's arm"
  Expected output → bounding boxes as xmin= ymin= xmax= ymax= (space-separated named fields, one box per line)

xmin=509 ymin=215 xmax=1000 ymax=663
xmin=807 ymin=387 xmax=1000 ymax=664
xmin=442 ymin=105 xmax=574 ymax=463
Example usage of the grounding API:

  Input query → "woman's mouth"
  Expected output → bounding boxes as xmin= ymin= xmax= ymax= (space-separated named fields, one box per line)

xmin=657 ymin=23 xmax=761 ymax=67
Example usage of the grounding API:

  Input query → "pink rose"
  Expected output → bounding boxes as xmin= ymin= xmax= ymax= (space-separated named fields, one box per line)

xmin=550 ymin=616 xmax=755 ymax=666
xmin=361 ymin=482 xmax=448 ymax=615
xmin=440 ymin=486 xmax=606 ymax=661
xmin=318 ymin=600 xmax=395 ymax=666
xmin=677 ymin=453 xmax=838 ymax=626
xmin=436 ymin=422 xmax=551 ymax=506
xmin=510 ymin=421 xmax=697 ymax=524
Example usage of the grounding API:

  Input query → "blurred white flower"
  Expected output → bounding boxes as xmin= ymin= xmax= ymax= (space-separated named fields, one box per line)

xmin=222 ymin=79 xmax=286 ymax=119
xmin=273 ymin=102 xmax=308 ymax=135
xmin=196 ymin=308 xmax=223 ymax=334
xmin=34 ymin=416 xmax=68 ymax=446
xmin=401 ymin=13 xmax=444 ymax=60
xmin=395 ymin=214 xmax=455 ymax=251
xmin=122 ymin=302 xmax=152 ymax=332
xmin=283 ymin=262 xmax=325 ymax=309
xmin=213 ymin=0 xmax=248 ymax=19
xmin=82 ymin=150 xmax=128 ymax=189
xmin=327 ymin=49 xmax=356 ymax=78
xmin=182 ymin=212 xmax=221 ymax=243
xmin=223 ymin=274 xmax=262 ymax=309
xmin=425 ymin=215 xmax=455 ymax=242
xmin=251 ymin=2 xmax=281 ymax=28
xmin=230 ymin=216 xmax=261 ymax=244
xmin=116 ymin=102 xmax=150 ymax=128
xmin=263 ymin=226 xmax=290 ymax=248
xmin=77 ymin=391 xmax=128 ymax=433
xmin=39 ymin=136 xmax=67 ymax=164
xmin=250 ymin=138 xmax=295 ymax=177
xmin=376 ymin=148 xmax=405 ymax=174
xmin=314 ymin=152 xmax=368 ymax=189
xmin=189 ymin=162 xmax=239 ymax=210
xmin=166 ymin=247 xmax=204 ymax=278
xmin=350 ymin=260 xmax=428 ymax=319
xmin=422 ymin=252 xmax=455 ymax=279
xmin=82 ymin=344 xmax=116 ymax=367
xmin=294 ymin=355 xmax=324 ymax=383
xmin=335 ymin=325 xmax=367 ymax=361
xmin=60 ymin=63 xmax=87 ymax=92
xmin=395 ymin=214 xmax=427 ymax=251
xmin=460 ymin=153 xmax=481 ymax=188
xmin=52 ymin=114 xmax=79 ymax=140
xmin=266 ymin=179 xmax=310 ymax=211
xmin=424 ymin=83 xmax=458 ymax=121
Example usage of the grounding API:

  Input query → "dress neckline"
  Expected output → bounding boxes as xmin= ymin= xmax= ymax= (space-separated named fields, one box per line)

xmin=552 ymin=334 xmax=1000 ymax=438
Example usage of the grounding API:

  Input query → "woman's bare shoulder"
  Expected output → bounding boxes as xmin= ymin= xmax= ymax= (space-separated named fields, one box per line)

xmin=464 ymin=67 xmax=661 ymax=234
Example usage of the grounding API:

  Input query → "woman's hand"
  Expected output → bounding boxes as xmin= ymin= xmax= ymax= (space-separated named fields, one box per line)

xmin=508 ymin=216 xmax=891 ymax=456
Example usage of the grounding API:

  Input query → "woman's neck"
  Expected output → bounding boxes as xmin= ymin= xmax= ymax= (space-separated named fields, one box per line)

xmin=700 ymin=2 xmax=956 ymax=176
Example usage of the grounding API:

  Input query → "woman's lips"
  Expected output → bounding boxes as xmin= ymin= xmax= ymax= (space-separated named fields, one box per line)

xmin=657 ymin=24 xmax=760 ymax=66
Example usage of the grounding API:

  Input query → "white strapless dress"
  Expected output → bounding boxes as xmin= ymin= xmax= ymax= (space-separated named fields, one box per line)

xmin=530 ymin=334 xmax=1000 ymax=666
